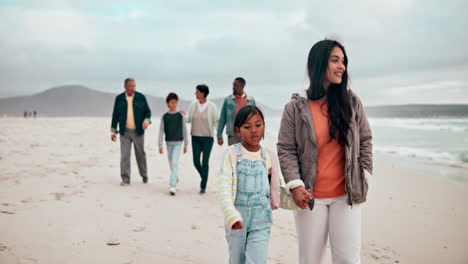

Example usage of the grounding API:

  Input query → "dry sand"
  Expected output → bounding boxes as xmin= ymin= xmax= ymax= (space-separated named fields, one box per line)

xmin=0 ymin=117 xmax=467 ymax=263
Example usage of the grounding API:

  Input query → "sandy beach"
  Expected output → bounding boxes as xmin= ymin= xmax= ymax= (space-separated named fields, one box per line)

xmin=0 ymin=117 xmax=467 ymax=264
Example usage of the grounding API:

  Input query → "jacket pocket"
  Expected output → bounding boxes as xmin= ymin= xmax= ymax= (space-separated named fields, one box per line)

xmin=118 ymin=101 xmax=127 ymax=112
xmin=251 ymin=205 xmax=272 ymax=229
xmin=133 ymin=102 xmax=144 ymax=111
xmin=358 ymin=163 xmax=369 ymax=202
xmin=226 ymin=107 xmax=233 ymax=119
xmin=237 ymin=163 xmax=260 ymax=193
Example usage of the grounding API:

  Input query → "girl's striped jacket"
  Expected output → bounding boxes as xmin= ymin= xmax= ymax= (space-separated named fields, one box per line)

xmin=216 ymin=144 xmax=300 ymax=229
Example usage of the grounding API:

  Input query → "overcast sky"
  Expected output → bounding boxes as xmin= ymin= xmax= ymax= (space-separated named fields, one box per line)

xmin=1 ymin=0 xmax=467 ymax=106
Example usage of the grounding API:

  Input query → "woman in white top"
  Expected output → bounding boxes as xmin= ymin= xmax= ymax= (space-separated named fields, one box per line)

xmin=186 ymin=84 xmax=219 ymax=194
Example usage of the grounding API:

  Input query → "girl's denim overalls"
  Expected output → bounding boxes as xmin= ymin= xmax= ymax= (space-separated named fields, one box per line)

xmin=226 ymin=144 xmax=272 ymax=264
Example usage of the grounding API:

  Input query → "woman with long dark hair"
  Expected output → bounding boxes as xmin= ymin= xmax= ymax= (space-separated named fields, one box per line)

xmin=277 ymin=39 xmax=373 ymax=263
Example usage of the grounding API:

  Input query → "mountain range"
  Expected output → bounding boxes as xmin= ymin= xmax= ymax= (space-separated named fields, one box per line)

xmin=0 ymin=85 xmax=280 ymax=117
xmin=0 ymin=85 xmax=467 ymax=118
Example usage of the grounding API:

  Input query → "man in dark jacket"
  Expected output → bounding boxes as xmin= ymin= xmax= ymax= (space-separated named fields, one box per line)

xmin=111 ymin=78 xmax=152 ymax=185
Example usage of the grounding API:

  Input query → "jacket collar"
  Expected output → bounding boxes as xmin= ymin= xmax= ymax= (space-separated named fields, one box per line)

xmin=291 ymin=89 xmax=317 ymax=145
xmin=298 ymin=89 xmax=308 ymax=99
xmin=121 ymin=91 xmax=140 ymax=98
xmin=230 ymin=93 xmax=253 ymax=101
xmin=290 ymin=89 xmax=308 ymax=102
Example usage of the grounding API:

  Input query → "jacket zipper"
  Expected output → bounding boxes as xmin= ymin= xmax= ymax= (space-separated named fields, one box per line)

xmin=300 ymin=97 xmax=354 ymax=206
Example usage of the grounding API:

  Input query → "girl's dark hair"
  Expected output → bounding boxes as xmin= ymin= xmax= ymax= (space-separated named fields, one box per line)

xmin=234 ymin=105 xmax=265 ymax=131
xmin=196 ymin=84 xmax=209 ymax=98
xmin=306 ymin=39 xmax=352 ymax=146
xmin=166 ymin=92 xmax=179 ymax=103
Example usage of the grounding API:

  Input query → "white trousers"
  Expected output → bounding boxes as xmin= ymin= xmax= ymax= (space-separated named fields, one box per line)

xmin=294 ymin=195 xmax=362 ymax=264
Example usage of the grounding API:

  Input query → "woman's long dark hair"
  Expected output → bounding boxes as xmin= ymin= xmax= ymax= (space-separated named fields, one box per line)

xmin=306 ymin=39 xmax=352 ymax=146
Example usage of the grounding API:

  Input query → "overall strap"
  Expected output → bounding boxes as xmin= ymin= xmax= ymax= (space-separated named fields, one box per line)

xmin=260 ymin=145 xmax=268 ymax=168
xmin=235 ymin=143 xmax=243 ymax=158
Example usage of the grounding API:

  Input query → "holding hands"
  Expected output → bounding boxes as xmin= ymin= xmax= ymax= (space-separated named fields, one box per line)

xmin=291 ymin=186 xmax=313 ymax=210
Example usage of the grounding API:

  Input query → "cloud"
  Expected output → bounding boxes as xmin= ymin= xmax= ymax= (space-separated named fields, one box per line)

xmin=353 ymin=64 xmax=468 ymax=105
xmin=129 ymin=8 xmax=144 ymax=18
xmin=0 ymin=0 xmax=467 ymax=106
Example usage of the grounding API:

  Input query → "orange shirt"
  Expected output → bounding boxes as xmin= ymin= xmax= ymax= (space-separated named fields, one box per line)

xmin=308 ymin=100 xmax=347 ymax=198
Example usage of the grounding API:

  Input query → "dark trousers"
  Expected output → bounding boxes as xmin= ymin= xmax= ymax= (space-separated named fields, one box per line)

xmin=228 ymin=135 xmax=242 ymax=146
xmin=191 ymin=136 xmax=214 ymax=190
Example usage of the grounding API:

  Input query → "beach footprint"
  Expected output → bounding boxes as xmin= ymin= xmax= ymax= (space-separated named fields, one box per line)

xmin=132 ymin=226 xmax=146 ymax=232
xmin=0 ymin=243 xmax=8 ymax=251
xmin=364 ymin=241 xmax=399 ymax=263
xmin=106 ymin=238 xmax=120 ymax=246
xmin=51 ymin=192 xmax=65 ymax=200
xmin=0 ymin=202 xmax=16 ymax=214
xmin=20 ymin=257 xmax=39 ymax=264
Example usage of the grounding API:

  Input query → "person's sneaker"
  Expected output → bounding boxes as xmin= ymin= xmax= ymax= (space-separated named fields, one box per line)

xmin=169 ymin=187 xmax=176 ymax=196
xmin=142 ymin=176 xmax=148 ymax=184
xmin=199 ymin=189 xmax=206 ymax=195
xmin=120 ymin=182 xmax=130 ymax=186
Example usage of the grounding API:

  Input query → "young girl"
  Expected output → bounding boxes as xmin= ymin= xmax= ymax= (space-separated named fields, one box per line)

xmin=216 ymin=105 xmax=302 ymax=263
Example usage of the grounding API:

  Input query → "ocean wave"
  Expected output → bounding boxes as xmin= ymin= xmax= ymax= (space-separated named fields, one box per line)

xmin=369 ymin=118 xmax=468 ymax=133
xmin=375 ymin=146 xmax=468 ymax=166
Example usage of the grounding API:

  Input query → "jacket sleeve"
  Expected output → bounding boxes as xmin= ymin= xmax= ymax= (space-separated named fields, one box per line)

xmin=269 ymin=148 xmax=303 ymax=210
xmin=111 ymin=96 xmax=119 ymax=133
xmin=211 ymin=102 xmax=219 ymax=131
xmin=143 ymin=95 xmax=151 ymax=123
xmin=158 ymin=116 xmax=165 ymax=148
xmin=356 ymin=96 xmax=373 ymax=175
xmin=182 ymin=115 xmax=189 ymax=148
xmin=277 ymin=100 xmax=303 ymax=186
xmin=186 ymin=101 xmax=195 ymax=123
xmin=217 ymin=99 xmax=227 ymax=139
xmin=268 ymin=149 xmax=281 ymax=210
xmin=216 ymin=149 xmax=242 ymax=229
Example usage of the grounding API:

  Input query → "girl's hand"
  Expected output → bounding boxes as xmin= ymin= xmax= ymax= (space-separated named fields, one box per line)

xmin=291 ymin=186 xmax=311 ymax=209
xmin=305 ymin=189 xmax=314 ymax=210
xmin=183 ymin=147 xmax=187 ymax=154
xmin=159 ymin=147 xmax=163 ymax=154
xmin=231 ymin=221 xmax=243 ymax=230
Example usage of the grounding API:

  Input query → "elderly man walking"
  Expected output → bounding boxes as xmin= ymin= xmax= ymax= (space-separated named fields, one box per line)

xmin=111 ymin=78 xmax=152 ymax=186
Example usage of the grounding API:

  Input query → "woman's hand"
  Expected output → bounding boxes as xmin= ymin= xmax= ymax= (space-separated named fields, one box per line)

xmin=291 ymin=186 xmax=312 ymax=209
